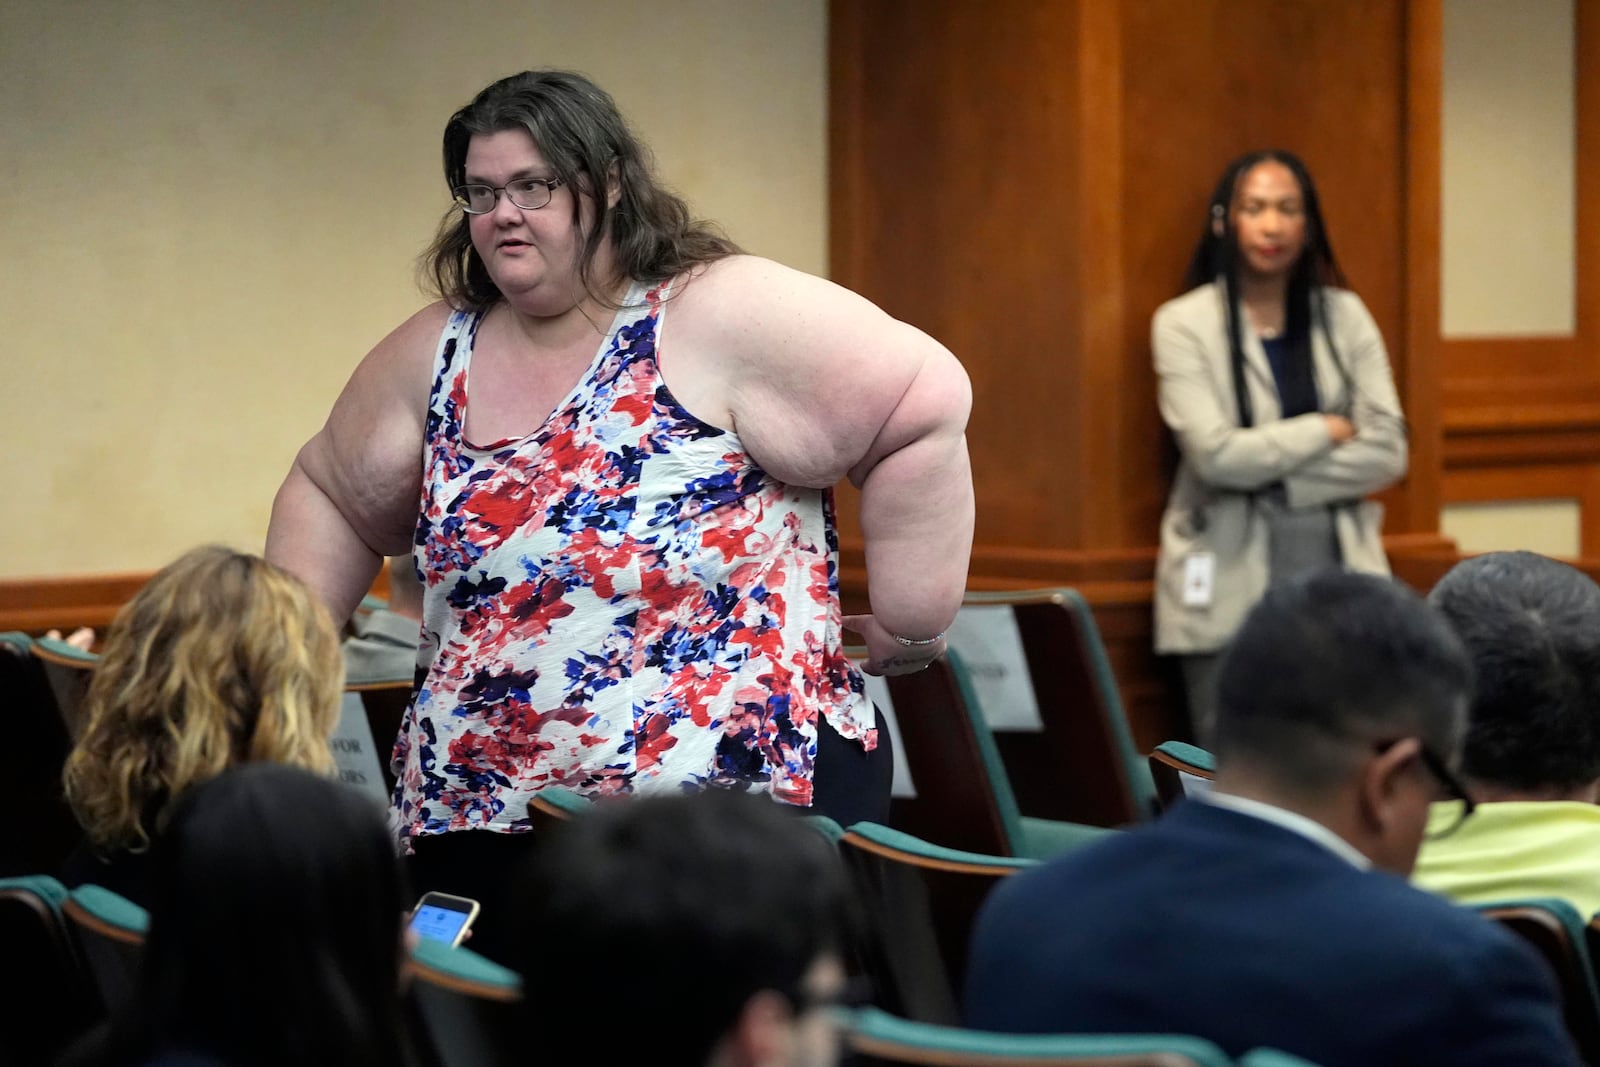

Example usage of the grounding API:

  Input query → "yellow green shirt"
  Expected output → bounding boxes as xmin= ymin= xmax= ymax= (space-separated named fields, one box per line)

xmin=1412 ymin=800 xmax=1600 ymax=918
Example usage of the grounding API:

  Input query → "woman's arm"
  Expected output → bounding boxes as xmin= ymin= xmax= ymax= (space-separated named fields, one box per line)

xmin=1155 ymin=306 xmax=1338 ymax=490
xmin=265 ymin=304 xmax=446 ymax=624
xmin=1280 ymin=293 xmax=1408 ymax=508
xmin=691 ymin=257 xmax=974 ymax=674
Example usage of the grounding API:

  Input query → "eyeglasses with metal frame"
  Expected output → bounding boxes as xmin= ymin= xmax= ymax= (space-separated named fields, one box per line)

xmin=451 ymin=176 xmax=566 ymax=214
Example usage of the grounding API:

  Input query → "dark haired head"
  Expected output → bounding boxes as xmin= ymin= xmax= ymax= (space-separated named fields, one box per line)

xmin=105 ymin=764 xmax=411 ymax=1067
xmin=1429 ymin=551 xmax=1600 ymax=794
xmin=1181 ymin=149 xmax=1344 ymax=294
xmin=1180 ymin=150 xmax=1349 ymax=430
xmin=1215 ymin=569 xmax=1472 ymax=796
xmin=423 ymin=69 xmax=740 ymax=312
xmin=512 ymin=791 xmax=854 ymax=1066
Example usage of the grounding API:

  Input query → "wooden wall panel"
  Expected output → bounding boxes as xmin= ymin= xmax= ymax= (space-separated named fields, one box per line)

xmin=1440 ymin=1 xmax=1600 ymax=468
xmin=1116 ymin=0 xmax=1414 ymax=545
xmin=832 ymin=0 xmax=1428 ymax=740
xmin=830 ymin=1 xmax=1085 ymax=550
xmin=832 ymin=0 xmax=1419 ymax=572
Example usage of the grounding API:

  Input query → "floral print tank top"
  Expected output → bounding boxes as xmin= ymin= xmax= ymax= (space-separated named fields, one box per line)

xmin=393 ymin=282 xmax=876 ymax=844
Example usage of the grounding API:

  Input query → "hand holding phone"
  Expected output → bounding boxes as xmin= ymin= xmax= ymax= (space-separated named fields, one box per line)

xmin=408 ymin=891 xmax=481 ymax=948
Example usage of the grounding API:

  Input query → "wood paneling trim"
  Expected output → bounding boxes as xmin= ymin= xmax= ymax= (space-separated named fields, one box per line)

xmin=0 ymin=568 xmax=393 ymax=634
xmin=1403 ymin=0 xmax=1445 ymax=532
xmin=1444 ymin=426 xmax=1600 ymax=467
xmin=1442 ymin=392 xmax=1600 ymax=432
xmin=0 ymin=573 xmax=150 ymax=633
xmin=1580 ymin=0 xmax=1600 ymax=343
xmin=1443 ymin=338 xmax=1586 ymax=384
xmin=839 ymin=533 xmax=1456 ymax=611
xmin=1441 ymin=462 xmax=1600 ymax=556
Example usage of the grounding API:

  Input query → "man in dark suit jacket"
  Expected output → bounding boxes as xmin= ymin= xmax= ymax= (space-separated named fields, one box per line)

xmin=963 ymin=570 xmax=1581 ymax=1066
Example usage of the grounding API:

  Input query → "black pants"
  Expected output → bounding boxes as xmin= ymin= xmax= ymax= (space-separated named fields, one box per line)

xmin=404 ymin=705 xmax=894 ymax=966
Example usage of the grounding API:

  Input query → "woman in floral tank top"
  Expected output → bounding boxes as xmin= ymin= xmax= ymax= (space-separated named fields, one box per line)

xmin=266 ymin=70 xmax=973 ymax=960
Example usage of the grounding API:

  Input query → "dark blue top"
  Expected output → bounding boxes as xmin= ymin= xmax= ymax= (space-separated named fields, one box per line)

xmin=1261 ymin=335 xmax=1318 ymax=417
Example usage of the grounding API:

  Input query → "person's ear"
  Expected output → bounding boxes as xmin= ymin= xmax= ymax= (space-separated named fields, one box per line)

xmin=1359 ymin=737 xmax=1423 ymax=836
xmin=607 ymin=163 xmax=622 ymax=210
xmin=722 ymin=990 xmax=794 ymax=1067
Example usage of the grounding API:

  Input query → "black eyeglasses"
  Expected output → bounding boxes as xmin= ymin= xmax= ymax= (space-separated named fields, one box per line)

xmin=1419 ymin=741 xmax=1477 ymax=840
xmin=451 ymin=176 xmax=566 ymax=214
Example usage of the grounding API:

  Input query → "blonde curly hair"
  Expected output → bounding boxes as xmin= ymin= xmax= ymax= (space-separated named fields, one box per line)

xmin=63 ymin=545 xmax=345 ymax=853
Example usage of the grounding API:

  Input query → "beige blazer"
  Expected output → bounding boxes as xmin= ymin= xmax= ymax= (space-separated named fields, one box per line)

xmin=1153 ymin=282 xmax=1408 ymax=654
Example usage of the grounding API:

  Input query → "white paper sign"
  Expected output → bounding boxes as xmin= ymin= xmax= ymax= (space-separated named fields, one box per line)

xmin=946 ymin=605 xmax=1043 ymax=731
xmin=853 ymin=666 xmax=918 ymax=799
xmin=330 ymin=691 xmax=392 ymax=805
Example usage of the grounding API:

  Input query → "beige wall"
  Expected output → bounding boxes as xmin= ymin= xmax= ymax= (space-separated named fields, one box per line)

xmin=0 ymin=0 xmax=825 ymax=579
xmin=1441 ymin=0 xmax=1575 ymax=337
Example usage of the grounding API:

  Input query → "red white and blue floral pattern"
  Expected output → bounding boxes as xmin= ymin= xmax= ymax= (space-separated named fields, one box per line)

xmin=393 ymin=283 xmax=876 ymax=845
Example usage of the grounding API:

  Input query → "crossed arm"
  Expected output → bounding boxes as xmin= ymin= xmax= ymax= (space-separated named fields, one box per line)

xmin=1154 ymin=293 xmax=1406 ymax=504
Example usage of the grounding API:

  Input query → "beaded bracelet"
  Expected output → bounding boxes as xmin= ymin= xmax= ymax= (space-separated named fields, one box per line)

xmin=891 ymin=631 xmax=946 ymax=647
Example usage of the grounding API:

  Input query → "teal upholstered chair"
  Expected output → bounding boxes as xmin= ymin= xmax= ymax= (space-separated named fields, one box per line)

xmin=1236 ymin=1050 xmax=1326 ymax=1066
xmin=3 ymin=634 xmax=83 ymax=876
xmin=0 ymin=875 xmax=101 ymax=1064
xmin=406 ymin=937 xmax=523 ymax=1067
xmin=842 ymin=1006 xmax=1234 ymax=1066
xmin=30 ymin=636 xmax=98 ymax=740
xmin=61 ymin=883 xmax=148 ymax=1014
xmin=947 ymin=649 xmax=1119 ymax=860
xmin=957 ymin=588 xmax=1159 ymax=827
xmin=884 ymin=648 xmax=1116 ymax=861
xmin=1147 ymin=741 xmax=1217 ymax=812
xmin=1473 ymin=898 xmax=1600 ymax=1064
xmin=803 ymin=812 xmax=847 ymax=845
xmin=838 ymin=821 xmax=1038 ymax=1024
xmin=526 ymin=785 xmax=595 ymax=832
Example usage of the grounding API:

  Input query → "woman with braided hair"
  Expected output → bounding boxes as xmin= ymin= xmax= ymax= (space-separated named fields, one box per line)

xmin=1152 ymin=151 xmax=1408 ymax=744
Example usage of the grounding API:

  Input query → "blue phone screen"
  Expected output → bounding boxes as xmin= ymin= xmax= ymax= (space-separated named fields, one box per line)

xmin=410 ymin=903 xmax=471 ymax=944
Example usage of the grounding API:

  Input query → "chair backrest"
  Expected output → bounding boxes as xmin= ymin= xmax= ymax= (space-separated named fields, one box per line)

xmin=843 ymin=1006 xmax=1234 ymax=1067
xmin=804 ymin=812 xmax=846 ymax=845
xmin=404 ymin=937 xmax=523 ymax=1067
xmin=61 ymin=883 xmax=149 ymax=1016
xmin=881 ymin=651 xmax=1018 ymax=857
xmin=344 ymin=679 xmax=414 ymax=797
xmin=0 ymin=875 xmax=102 ymax=1065
xmin=1476 ymin=898 xmax=1600 ymax=1064
xmin=525 ymin=787 xmax=594 ymax=835
xmin=30 ymin=636 xmax=98 ymax=741
xmin=838 ymin=822 xmax=1034 ymax=1025
xmin=886 ymin=651 xmax=1115 ymax=861
xmin=957 ymin=589 xmax=1157 ymax=827
xmin=0 ymin=635 xmax=83 ymax=877
xmin=1147 ymin=741 xmax=1216 ymax=813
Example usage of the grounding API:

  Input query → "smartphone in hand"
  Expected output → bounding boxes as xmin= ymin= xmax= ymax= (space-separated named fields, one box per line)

xmin=408 ymin=891 xmax=480 ymax=948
